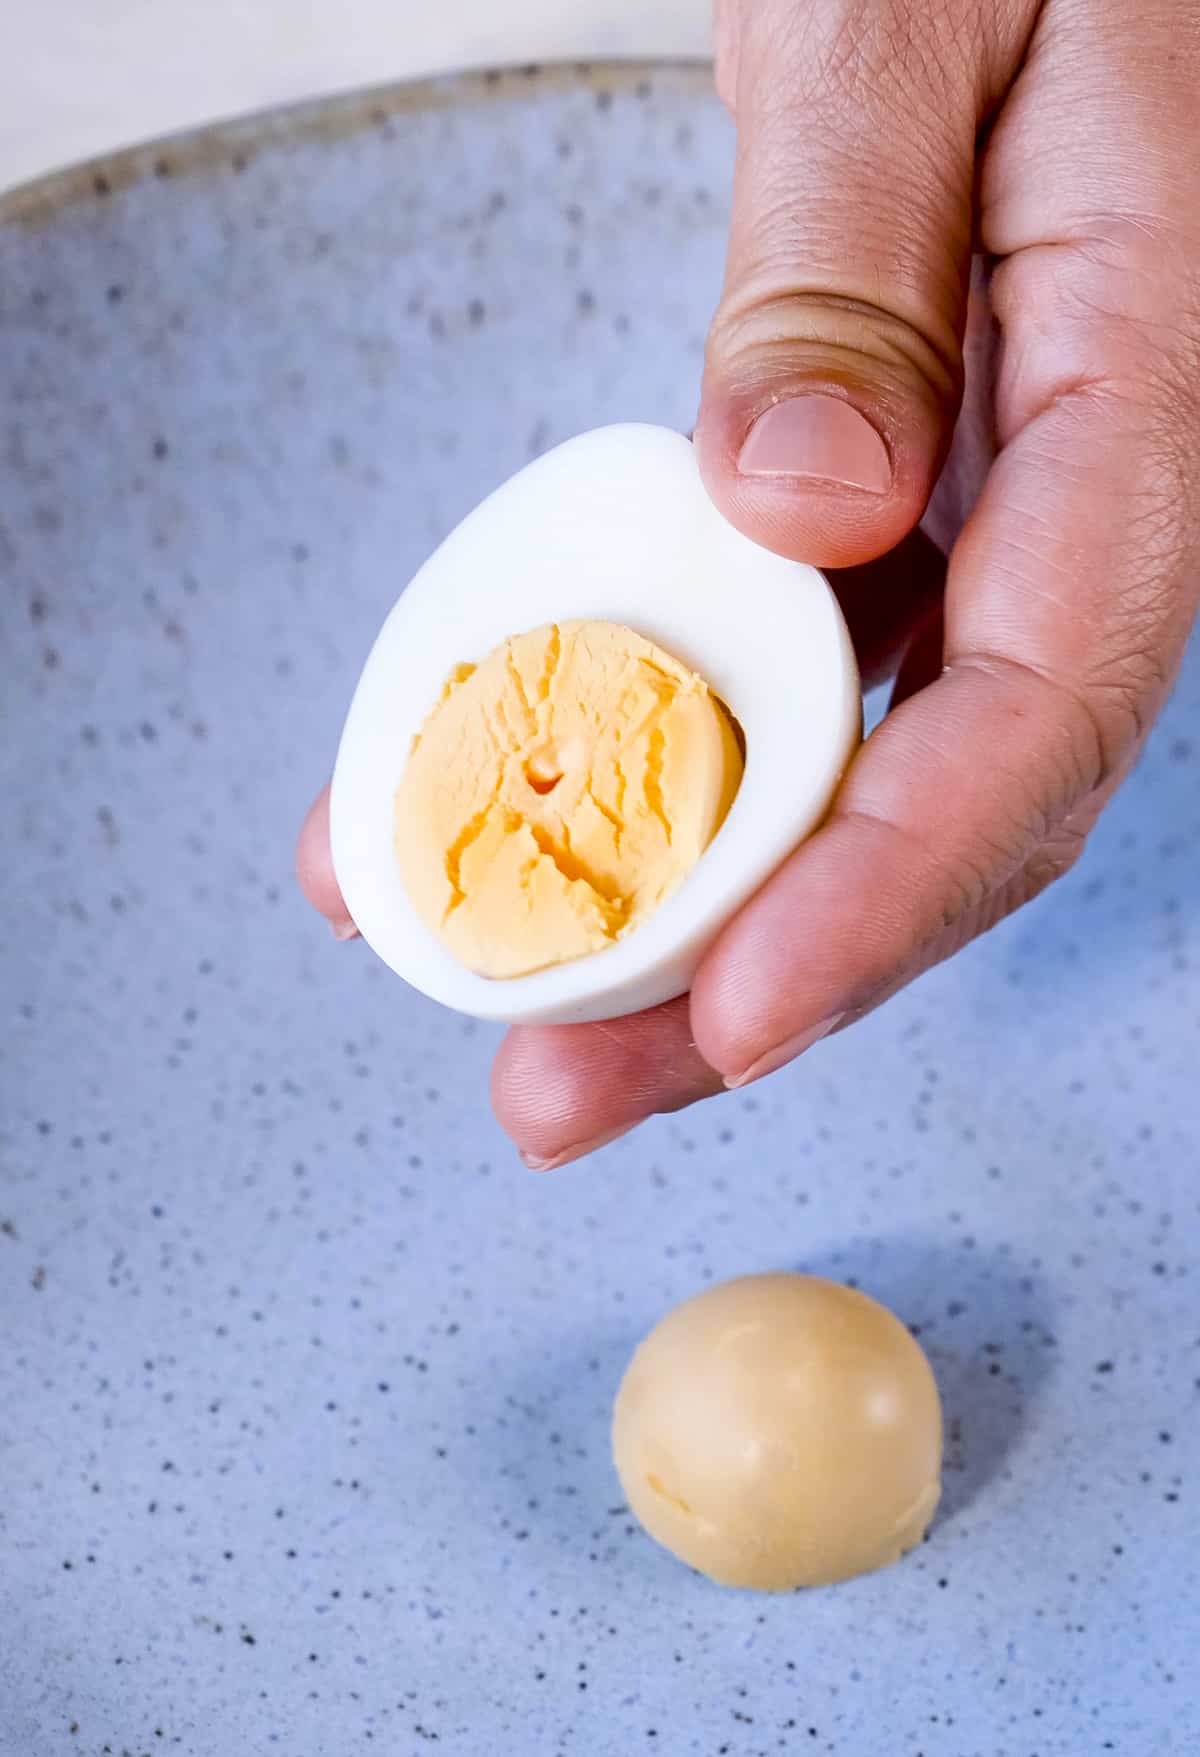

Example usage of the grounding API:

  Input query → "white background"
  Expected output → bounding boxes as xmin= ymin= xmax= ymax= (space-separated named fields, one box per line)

xmin=0 ymin=0 xmax=712 ymax=194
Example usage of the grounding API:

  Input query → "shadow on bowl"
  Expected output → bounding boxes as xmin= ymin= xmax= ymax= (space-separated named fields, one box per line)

xmin=484 ymin=1231 xmax=1056 ymax=1570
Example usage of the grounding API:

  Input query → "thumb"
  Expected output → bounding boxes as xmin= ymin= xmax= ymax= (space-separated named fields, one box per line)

xmin=696 ymin=0 xmax=996 ymax=569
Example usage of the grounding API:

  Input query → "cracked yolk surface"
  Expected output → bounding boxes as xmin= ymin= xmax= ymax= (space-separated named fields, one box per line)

xmin=394 ymin=620 xmax=744 ymax=979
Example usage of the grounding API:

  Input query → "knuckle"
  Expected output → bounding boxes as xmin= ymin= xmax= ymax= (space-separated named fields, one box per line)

xmin=1087 ymin=597 xmax=1182 ymax=750
xmin=840 ymin=803 xmax=1007 ymax=940
xmin=778 ymin=0 xmax=976 ymax=108
xmin=1020 ymin=826 xmax=1090 ymax=901
xmin=1086 ymin=417 xmax=1200 ymax=713
xmin=951 ymin=651 xmax=1115 ymax=797
xmin=707 ymin=284 xmax=962 ymax=412
xmin=1000 ymin=224 xmax=1200 ymax=416
xmin=936 ymin=822 xmax=1090 ymax=967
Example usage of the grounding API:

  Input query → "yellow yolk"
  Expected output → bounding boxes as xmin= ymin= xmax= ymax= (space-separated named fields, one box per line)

xmin=394 ymin=620 xmax=744 ymax=979
xmin=612 ymin=1275 xmax=943 ymax=1591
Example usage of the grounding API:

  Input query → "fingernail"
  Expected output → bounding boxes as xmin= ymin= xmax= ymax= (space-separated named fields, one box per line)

xmin=738 ymin=396 xmax=891 ymax=493
xmin=331 ymin=919 xmax=360 ymax=942
xmin=724 ymin=1012 xmax=846 ymax=1090
xmin=522 ymin=1121 xmax=638 ymax=1173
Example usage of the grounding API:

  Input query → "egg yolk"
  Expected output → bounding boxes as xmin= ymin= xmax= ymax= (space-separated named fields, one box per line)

xmin=612 ymin=1274 xmax=943 ymax=1591
xmin=394 ymin=620 xmax=744 ymax=979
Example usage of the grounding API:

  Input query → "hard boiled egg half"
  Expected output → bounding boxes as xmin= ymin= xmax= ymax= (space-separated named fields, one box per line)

xmin=330 ymin=424 xmax=860 ymax=1025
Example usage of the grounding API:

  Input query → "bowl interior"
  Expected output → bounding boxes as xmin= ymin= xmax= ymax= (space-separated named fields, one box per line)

xmin=2 ymin=61 xmax=1199 ymax=1757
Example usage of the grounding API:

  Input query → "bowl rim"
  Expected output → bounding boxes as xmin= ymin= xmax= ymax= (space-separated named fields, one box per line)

xmin=0 ymin=59 xmax=709 ymax=227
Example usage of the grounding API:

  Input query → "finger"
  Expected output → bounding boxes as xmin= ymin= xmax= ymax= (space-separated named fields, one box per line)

xmin=296 ymin=784 xmax=359 ymax=940
xmin=694 ymin=379 xmax=1200 ymax=1085
xmin=491 ymin=997 xmax=721 ymax=1169
xmin=694 ymin=0 xmax=1023 ymax=568
xmin=818 ymin=742 xmax=1135 ymax=1039
xmin=689 ymin=2 xmax=1200 ymax=1086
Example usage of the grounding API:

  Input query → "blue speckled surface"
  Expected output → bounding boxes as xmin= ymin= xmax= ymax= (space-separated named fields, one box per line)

xmin=1 ymin=64 xmax=1198 ymax=1757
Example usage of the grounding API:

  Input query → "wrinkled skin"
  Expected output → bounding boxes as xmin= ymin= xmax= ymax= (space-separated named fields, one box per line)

xmin=300 ymin=0 xmax=1200 ymax=1168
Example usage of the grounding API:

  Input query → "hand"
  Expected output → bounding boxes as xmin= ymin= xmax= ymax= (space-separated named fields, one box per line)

xmin=300 ymin=0 xmax=1200 ymax=1168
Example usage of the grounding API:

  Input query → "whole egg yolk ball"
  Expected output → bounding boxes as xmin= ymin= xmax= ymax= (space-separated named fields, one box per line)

xmin=612 ymin=1273 xmax=943 ymax=1591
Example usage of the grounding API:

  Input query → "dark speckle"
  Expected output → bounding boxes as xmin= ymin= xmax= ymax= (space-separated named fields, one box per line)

xmin=152 ymin=438 xmax=169 ymax=461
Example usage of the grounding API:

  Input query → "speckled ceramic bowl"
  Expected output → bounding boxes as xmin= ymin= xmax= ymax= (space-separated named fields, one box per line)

xmin=2 ymin=65 xmax=1198 ymax=1757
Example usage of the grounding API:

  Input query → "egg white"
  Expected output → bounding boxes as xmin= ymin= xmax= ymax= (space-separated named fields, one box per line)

xmin=330 ymin=424 xmax=861 ymax=1025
